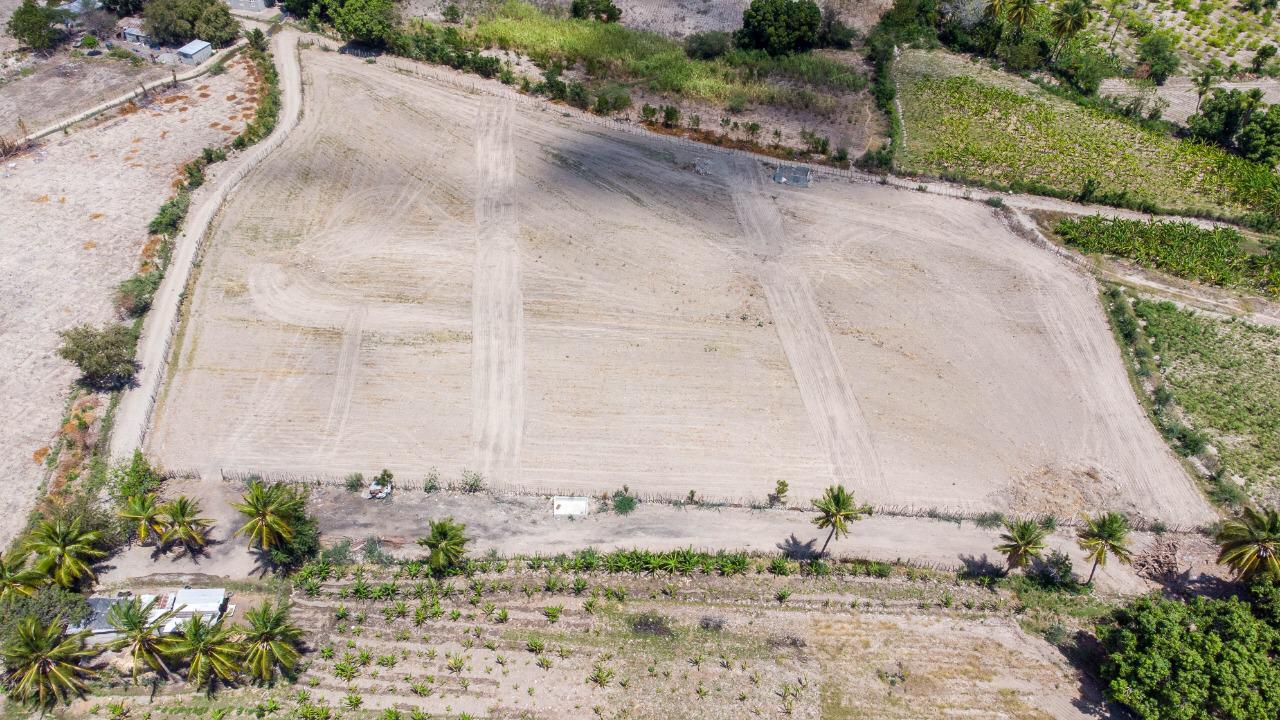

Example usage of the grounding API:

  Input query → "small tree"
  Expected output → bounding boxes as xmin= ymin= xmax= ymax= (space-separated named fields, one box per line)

xmin=995 ymin=519 xmax=1047 ymax=572
xmin=811 ymin=485 xmax=871 ymax=556
xmin=245 ymin=27 xmax=268 ymax=52
xmin=57 ymin=323 xmax=137 ymax=391
xmin=1076 ymin=511 xmax=1133 ymax=584
xmin=419 ymin=517 xmax=468 ymax=573
xmin=6 ymin=0 xmax=64 ymax=52
xmin=240 ymin=600 xmax=303 ymax=683
xmin=1253 ymin=44 xmax=1277 ymax=74
xmin=735 ymin=0 xmax=822 ymax=56
xmin=1215 ymin=506 xmax=1280 ymax=582
xmin=107 ymin=597 xmax=181 ymax=683
xmin=1138 ymin=30 xmax=1180 ymax=84
xmin=2 ymin=617 xmax=97 ymax=710
xmin=330 ymin=0 xmax=399 ymax=46
xmin=570 ymin=0 xmax=621 ymax=22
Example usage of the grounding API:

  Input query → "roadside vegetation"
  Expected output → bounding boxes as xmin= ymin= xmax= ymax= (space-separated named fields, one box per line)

xmin=1055 ymin=215 xmax=1280 ymax=293
xmin=287 ymin=0 xmax=870 ymax=164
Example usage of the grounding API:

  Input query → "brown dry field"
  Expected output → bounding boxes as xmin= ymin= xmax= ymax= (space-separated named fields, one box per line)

xmin=149 ymin=48 xmax=1210 ymax=525
xmin=0 ymin=56 xmax=255 ymax=547
xmin=0 ymin=52 xmax=169 ymax=138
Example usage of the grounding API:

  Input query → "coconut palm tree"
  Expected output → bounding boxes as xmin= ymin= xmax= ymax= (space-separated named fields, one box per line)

xmin=172 ymin=614 xmax=241 ymax=691
xmin=1106 ymin=0 xmax=1128 ymax=51
xmin=986 ymin=0 xmax=1008 ymax=17
xmin=119 ymin=493 xmax=167 ymax=545
xmin=1077 ymin=512 xmax=1133 ymax=584
xmin=160 ymin=496 xmax=214 ymax=554
xmin=0 ymin=551 xmax=45 ymax=602
xmin=25 ymin=517 xmax=105 ymax=588
xmin=1050 ymin=0 xmax=1092 ymax=60
xmin=1215 ymin=506 xmax=1280 ymax=582
xmin=2 ymin=617 xmax=97 ymax=710
xmin=419 ymin=517 xmax=469 ymax=572
xmin=107 ymin=597 xmax=182 ymax=683
xmin=233 ymin=480 xmax=303 ymax=552
xmin=240 ymin=600 xmax=303 ymax=684
xmin=995 ymin=519 xmax=1048 ymax=571
xmin=1006 ymin=0 xmax=1039 ymax=38
xmin=811 ymin=485 xmax=872 ymax=557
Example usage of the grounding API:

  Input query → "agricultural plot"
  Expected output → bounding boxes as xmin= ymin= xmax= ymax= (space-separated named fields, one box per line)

xmin=894 ymin=49 xmax=1280 ymax=218
xmin=270 ymin=558 xmax=1095 ymax=719
xmin=149 ymin=48 xmax=1212 ymax=524
xmin=1133 ymin=300 xmax=1280 ymax=501
xmin=1095 ymin=0 xmax=1279 ymax=72
xmin=0 ymin=52 xmax=168 ymax=138
xmin=0 ymin=57 xmax=258 ymax=547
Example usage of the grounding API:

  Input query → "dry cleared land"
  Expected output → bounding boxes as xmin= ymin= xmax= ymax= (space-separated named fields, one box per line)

xmin=150 ymin=49 xmax=1211 ymax=525
xmin=0 ymin=56 xmax=256 ymax=546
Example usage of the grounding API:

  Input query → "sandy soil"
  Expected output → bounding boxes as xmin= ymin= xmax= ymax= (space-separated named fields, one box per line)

xmin=0 ymin=51 xmax=170 ymax=138
xmin=146 ymin=47 xmax=1210 ymax=526
xmin=1100 ymin=76 xmax=1280 ymax=126
xmin=0 ymin=58 xmax=255 ymax=547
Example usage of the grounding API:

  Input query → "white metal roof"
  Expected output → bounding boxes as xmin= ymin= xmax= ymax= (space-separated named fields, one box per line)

xmin=177 ymin=39 xmax=212 ymax=55
xmin=173 ymin=588 xmax=225 ymax=612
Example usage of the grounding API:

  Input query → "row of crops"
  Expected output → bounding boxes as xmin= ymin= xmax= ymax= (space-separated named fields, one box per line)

xmin=1133 ymin=298 xmax=1280 ymax=497
xmin=894 ymin=50 xmax=1280 ymax=224
xmin=1055 ymin=215 xmax=1280 ymax=293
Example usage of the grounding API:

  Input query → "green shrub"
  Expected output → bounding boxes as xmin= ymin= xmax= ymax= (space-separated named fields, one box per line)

xmin=57 ymin=323 xmax=138 ymax=390
xmin=1098 ymin=595 xmax=1280 ymax=719
xmin=684 ymin=30 xmax=733 ymax=59
xmin=148 ymin=191 xmax=190 ymax=236
xmin=116 ymin=272 xmax=162 ymax=316
xmin=736 ymin=0 xmax=821 ymax=56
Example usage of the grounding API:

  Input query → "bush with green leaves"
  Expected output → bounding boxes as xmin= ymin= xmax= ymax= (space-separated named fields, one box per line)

xmin=143 ymin=0 xmax=240 ymax=47
xmin=684 ymin=30 xmax=733 ymax=59
xmin=330 ymin=0 xmax=399 ymax=46
xmin=1098 ymin=595 xmax=1280 ymax=720
xmin=735 ymin=0 xmax=822 ymax=56
xmin=57 ymin=323 xmax=137 ymax=390
xmin=6 ymin=0 xmax=65 ymax=51
xmin=1137 ymin=31 xmax=1180 ymax=85
xmin=569 ymin=0 xmax=620 ymax=22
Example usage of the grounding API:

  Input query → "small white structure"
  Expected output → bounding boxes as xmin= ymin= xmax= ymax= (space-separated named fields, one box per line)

xmin=225 ymin=0 xmax=269 ymax=11
xmin=177 ymin=39 xmax=213 ymax=65
xmin=118 ymin=18 xmax=150 ymax=46
xmin=552 ymin=496 xmax=590 ymax=516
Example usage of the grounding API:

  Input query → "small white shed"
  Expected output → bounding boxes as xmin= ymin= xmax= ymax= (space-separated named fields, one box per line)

xmin=177 ymin=39 xmax=212 ymax=65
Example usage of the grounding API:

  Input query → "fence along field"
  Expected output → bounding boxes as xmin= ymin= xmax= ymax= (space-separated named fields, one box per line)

xmin=147 ymin=47 xmax=1212 ymax=525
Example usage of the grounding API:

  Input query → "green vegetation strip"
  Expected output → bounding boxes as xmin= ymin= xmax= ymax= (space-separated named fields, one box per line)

xmin=1056 ymin=216 xmax=1280 ymax=294
xmin=467 ymin=1 xmax=864 ymax=104
xmin=1134 ymin=299 xmax=1280 ymax=496
xmin=894 ymin=50 xmax=1280 ymax=222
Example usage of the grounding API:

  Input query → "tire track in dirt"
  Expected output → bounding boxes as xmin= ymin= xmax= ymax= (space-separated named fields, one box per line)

xmin=324 ymin=306 xmax=367 ymax=446
xmin=471 ymin=100 xmax=525 ymax=480
xmin=724 ymin=157 xmax=887 ymax=500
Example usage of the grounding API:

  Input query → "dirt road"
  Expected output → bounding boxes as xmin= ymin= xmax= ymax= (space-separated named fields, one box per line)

xmin=109 ymin=29 xmax=304 ymax=465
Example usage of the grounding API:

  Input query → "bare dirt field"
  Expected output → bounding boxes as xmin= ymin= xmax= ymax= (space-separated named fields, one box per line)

xmin=1100 ymin=76 xmax=1280 ymax=126
xmin=0 ymin=56 xmax=256 ymax=547
xmin=0 ymin=52 xmax=170 ymax=138
xmin=148 ymin=48 xmax=1211 ymax=526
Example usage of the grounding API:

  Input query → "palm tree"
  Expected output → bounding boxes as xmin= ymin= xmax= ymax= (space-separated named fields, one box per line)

xmin=1006 ymin=0 xmax=1039 ymax=38
xmin=995 ymin=519 xmax=1048 ymax=571
xmin=811 ymin=485 xmax=872 ymax=557
xmin=2 ymin=617 xmax=97 ymax=710
xmin=1193 ymin=69 xmax=1218 ymax=111
xmin=1077 ymin=512 xmax=1133 ymax=584
xmin=1215 ymin=506 xmax=1280 ymax=582
xmin=119 ymin=493 xmax=167 ymax=545
xmin=172 ymin=614 xmax=241 ymax=691
xmin=1050 ymin=0 xmax=1092 ymax=60
xmin=986 ymin=0 xmax=1008 ymax=17
xmin=0 ymin=551 xmax=44 ymax=603
xmin=160 ymin=496 xmax=214 ymax=554
xmin=419 ymin=517 xmax=469 ymax=572
xmin=25 ymin=517 xmax=105 ymax=588
xmin=233 ymin=480 xmax=303 ymax=551
xmin=241 ymin=600 xmax=303 ymax=684
xmin=107 ymin=597 xmax=181 ymax=683
xmin=1106 ymin=0 xmax=1128 ymax=51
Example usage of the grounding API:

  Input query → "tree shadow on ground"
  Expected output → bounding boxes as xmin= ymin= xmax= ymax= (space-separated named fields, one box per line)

xmin=776 ymin=534 xmax=819 ymax=561
xmin=956 ymin=553 xmax=1004 ymax=581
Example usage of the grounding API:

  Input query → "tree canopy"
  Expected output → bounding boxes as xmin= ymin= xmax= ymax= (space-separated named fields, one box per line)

xmin=6 ymin=0 xmax=66 ymax=51
xmin=735 ymin=0 xmax=822 ymax=56
xmin=143 ymin=0 xmax=240 ymax=47
xmin=329 ymin=0 xmax=399 ymax=46
xmin=1098 ymin=595 xmax=1280 ymax=720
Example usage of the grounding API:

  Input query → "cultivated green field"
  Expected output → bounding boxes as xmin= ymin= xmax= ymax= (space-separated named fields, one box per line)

xmin=894 ymin=49 xmax=1280 ymax=218
xmin=1135 ymin=300 xmax=1280 ymax=497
